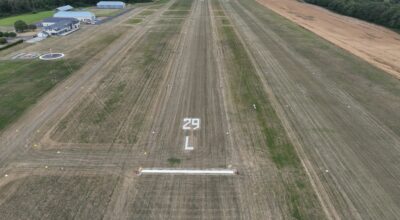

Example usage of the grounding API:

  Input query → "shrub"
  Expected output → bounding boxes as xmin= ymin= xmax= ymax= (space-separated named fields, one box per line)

xmin=167 ymin=157 xmax=181 ymax=165
xmin=8 ymin=32 xmax=17 ymax=37
xmin=0 ymin=37 xmax=7 ymax=45
xmin=0 ymin=39 xmax=23 ymax=51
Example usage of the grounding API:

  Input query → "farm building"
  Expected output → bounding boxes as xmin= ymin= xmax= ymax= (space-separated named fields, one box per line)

xmin=97 ymin=1 xmax=126 ymax=9
xmin=56 ymin=5 xmax=73 ymax=11
xmin=54 ymin=11 xmax=96 ymax=24
xmin=43 ymin=18 xmax=80 ymax=36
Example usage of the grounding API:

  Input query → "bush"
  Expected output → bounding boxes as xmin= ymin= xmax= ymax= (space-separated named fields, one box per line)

xmin=8 ymin=32 xmax=17 ymax=37
xmin=0 ymin=39 xmax=23 ymax=51
xmin=0 ymin=38 xmax=7 ymax=45
xmin=0 ymin=32 xmax=3 ymax=37
xmin=3 ymin=32 xmax=9 ymax=37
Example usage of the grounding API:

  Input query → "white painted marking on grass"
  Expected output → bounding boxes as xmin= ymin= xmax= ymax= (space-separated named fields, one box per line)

xmin=253 ymin=104 xmax=257 ymax=110
xmin=184 ymin=136 xmax=193 ymax=150
xmin=39 ymin=53 xmax=65 ymax=60
xmin=182 ymin=118 xmax=201 ymax=130
xmin=139 ymin=168 xmax=237 ymax=175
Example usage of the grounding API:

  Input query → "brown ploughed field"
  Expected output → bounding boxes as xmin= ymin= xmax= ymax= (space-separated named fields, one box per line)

xmin=257 ymin=0 xmax=400 ymax=79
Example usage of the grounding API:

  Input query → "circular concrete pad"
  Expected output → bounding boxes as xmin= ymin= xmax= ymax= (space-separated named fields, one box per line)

xmin=39 ymin=53 xmax=65 ymax=60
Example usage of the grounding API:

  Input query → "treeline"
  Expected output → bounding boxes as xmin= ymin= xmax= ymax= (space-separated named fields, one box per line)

xmin=0 ymin=0 xmax=152 ymax=17
xmin=304 ymin=0 xmax=400 ymax=29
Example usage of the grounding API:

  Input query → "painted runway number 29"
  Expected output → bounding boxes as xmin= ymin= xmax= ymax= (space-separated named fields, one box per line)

xmin=182 ymin=118 xmax=200 ymax=130
xmin=183 ymin=118 xmax=200 ymax=151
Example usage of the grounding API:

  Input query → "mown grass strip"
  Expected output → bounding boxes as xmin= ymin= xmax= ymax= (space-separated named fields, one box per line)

xmin=127 ymin=18 xmax=143 ymax=24
xmin=221 ymin=24 xmax=300 ymax=169
xmin=163 ymin=10 xmax=189 ymax=16
xmin=217 ymin=18 xmax=324 ymax=220
xmin=138 ymin=10 xmax=155 ymax=17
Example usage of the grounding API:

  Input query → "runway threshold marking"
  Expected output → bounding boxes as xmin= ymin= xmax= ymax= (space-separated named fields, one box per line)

xmin=182 ymin=117 xmax=200 ymax=151
xmin=138 ymin=168 xmax=237 ymax=175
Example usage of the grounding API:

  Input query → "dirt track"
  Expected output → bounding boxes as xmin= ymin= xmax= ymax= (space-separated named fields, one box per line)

xmin=257 ymin=0 xmax=400 ymax=79
xmin=0 ymin=0 xmax=399 ymax=219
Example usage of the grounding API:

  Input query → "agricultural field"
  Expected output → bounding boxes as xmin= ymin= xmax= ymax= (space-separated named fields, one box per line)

xmin=0 ymin=0 xmax=399 ymax=219
xmin=0 ymin=11 xmax=53 ymax=26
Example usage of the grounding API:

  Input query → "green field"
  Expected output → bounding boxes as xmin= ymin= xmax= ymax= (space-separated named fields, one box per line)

xmin=0 ymin=11 xmax=53 ymax=26
xmin=0 ymin=30 xmax=123 ymax=131
xmin=0 ymin=60 xmax=78 ymax=130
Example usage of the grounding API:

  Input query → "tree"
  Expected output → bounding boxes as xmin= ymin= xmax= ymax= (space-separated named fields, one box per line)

xmin=0 ymin=37 xmax=7 ymax=45
xmin=14 ymin=20 xmax=28 ymax=32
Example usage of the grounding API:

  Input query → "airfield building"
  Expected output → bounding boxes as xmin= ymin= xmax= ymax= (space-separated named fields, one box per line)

xmin=54 ymin=11 xmax=96 ymax=24
xmin=42 ymin=18 xmax=80 ymax=36
xmin=56 ymin=5 xmax=74 ymax=11
xmin=97 ymin=1 xmax=126 ymax=9
xmin=42 ymin=17 xmax=76 ymax=27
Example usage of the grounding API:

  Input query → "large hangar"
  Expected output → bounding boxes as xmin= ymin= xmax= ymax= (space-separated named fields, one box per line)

xmin=54 ymin=11 xmax=96 ymax=24
xmin=97 ymin=1 xmax=126 ymax=9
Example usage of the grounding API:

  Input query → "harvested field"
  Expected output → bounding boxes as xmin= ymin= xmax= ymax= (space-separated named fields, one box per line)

xmin=257 ymin=0 xmax=400 ymax=79
xmin=0 ymin=0 xmax=399 ymax=219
